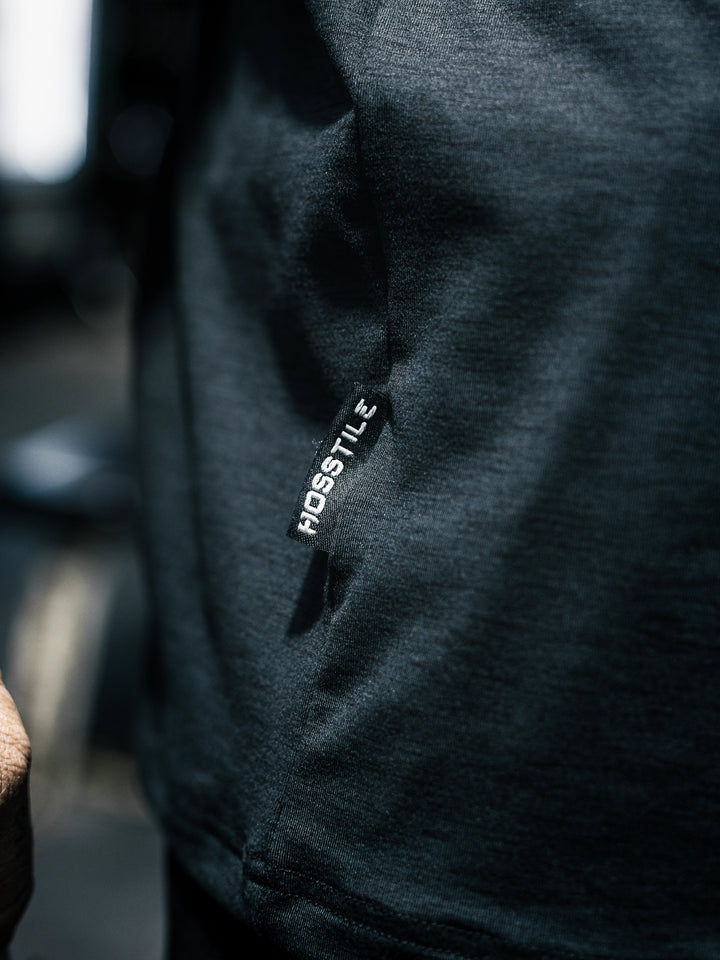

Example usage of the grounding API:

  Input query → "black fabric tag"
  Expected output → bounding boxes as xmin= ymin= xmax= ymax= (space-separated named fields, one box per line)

xmin=287 ymin=385 xmax=388 ymax=550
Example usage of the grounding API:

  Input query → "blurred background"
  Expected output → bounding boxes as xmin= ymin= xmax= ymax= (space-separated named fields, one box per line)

xmin=0 ymin=0 xmax=195 ymax=955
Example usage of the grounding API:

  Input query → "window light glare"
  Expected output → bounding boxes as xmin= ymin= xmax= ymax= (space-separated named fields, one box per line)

xmin=0 ymin=0 xmax=94 ymax=183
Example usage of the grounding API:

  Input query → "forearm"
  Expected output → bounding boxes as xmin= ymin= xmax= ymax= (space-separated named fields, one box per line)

xmin=0 ymin=679 xmax=32 ymax=952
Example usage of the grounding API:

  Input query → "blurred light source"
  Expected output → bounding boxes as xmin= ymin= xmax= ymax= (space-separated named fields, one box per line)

xmin=0 ymin=0 xmax=94 ymax=183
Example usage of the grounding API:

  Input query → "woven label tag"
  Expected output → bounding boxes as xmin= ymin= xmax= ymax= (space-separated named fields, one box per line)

xmin=287 ymin=385 xmax=388 ymax=550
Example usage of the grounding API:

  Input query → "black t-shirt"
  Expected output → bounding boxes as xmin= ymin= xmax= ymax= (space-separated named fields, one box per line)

xmin=136 ymin=2 xmax=720 ymax=957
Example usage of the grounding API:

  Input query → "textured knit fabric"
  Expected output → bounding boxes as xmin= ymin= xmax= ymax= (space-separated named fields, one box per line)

xmin=167 ymin=856 xmax=297 ymax=959
xmin=136 ymin=2 xmax=720 ymax=958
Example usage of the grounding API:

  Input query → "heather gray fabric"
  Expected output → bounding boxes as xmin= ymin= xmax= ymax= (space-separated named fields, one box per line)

xmin=136 ymin=2 xmax=720 ymax=957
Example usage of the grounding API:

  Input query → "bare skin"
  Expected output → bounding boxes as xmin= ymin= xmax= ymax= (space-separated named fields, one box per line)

xmin=0 ymin=676 xmax=32 ymax=957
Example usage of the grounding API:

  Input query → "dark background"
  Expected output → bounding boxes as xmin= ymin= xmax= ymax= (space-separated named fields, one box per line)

xmin=0 ymin=1 xmax=197 ymax=955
